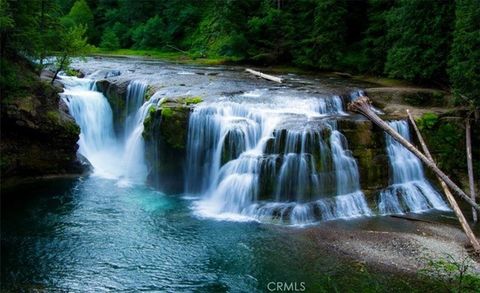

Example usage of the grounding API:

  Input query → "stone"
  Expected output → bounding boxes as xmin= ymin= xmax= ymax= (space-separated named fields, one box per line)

xmin=1 ymin=77 xmax=87 ymax=188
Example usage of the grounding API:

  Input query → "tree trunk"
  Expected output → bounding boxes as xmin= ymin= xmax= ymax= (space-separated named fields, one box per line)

xmin=407 ymin=110 xmax=480 ymax=253
xmin=466 ymin=118 xmax=477 ymax=222
xmin=245 ymin=68 xmax=283 ymax=83
xmin=51 ymin=55 xmax=67 ymax=85
xmin=347 ymin=96 xmax=480 ymax=213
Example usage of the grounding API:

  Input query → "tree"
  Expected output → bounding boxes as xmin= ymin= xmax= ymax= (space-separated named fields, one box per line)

xmin=294 ymin=0 xmax=347 ymax=70
xmin=189 ymin=0 xmax=252 ymax=58
xmin=132 ymin=16 xmax=168 ymax=49
xmin=448 ymin=0 xmax=480 ymax=107
xmin=51 ymin=25 xmax=92 ymax=84
xmin=246 ymin=1 xmax=294 ymax=63
xmin=0 ymin=0 xmax=14 ymax=57
xmin=384 ymin=0 xmax=454 ymax=82
xmin=100 ymin=27 xmax=120 ymax=50
xmin=361 ymin=0 xmax=394 ymax=74
xmin=63 ymin=0 xmax=94 ymax=40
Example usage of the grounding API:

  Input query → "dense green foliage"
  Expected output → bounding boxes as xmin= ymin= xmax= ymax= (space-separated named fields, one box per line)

xmin=55 ymin=0 xmax=473 ymax=107
xmin=384 ymin=0 xmax=454 ymax=83
xmin=448 ymin=0 xmax=480 ymax=107
xmin=417 ymin=112 xmax=480 ymax=177
xmin=99 ymin=27 xmax=119 ymax=50
xmin=0 ymin=0 xmax=91 ymax=95
xmin=1 ymin=0 xmax=478 ymax=107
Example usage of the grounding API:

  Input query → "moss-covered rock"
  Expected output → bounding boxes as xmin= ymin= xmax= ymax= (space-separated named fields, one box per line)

xmin=95 ymin=79 xmax=129 ymax=136
xmin=144 ymin=85 xmax=158 ymax=101
xmin=1 ymin=63 xmax=87 ymax=188
xmin=142 ymin=96 xmax=202 ymax=193
xmin=337 ymin=118 xmax=390 ymax=197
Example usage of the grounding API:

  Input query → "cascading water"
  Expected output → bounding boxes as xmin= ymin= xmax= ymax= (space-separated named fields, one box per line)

xmin=124 ymin=81 xmax=148 ymax=139
xmin=61 ymin=66 xmax=449 ymax=225
xmin=61 ymin=75 xmax=151 ymax=184
xmin=121 ymin=80 xmax=151 ymax=183
xmin=186 ymin=92 xmax=371 ymax=224
xmin=378 ymin=120 xmax=449 ymax=214
xmin=61 ymin=75 xmax=122 ymax=178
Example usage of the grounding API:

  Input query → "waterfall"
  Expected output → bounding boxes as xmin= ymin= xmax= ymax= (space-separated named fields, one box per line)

xmin=121 ymin=80 xmax=150 ymax=184
xmin=316 ymin=95 xmax=346 ymax=115
xmin=186 ymin=98 xmax=371 ymax=224
xmin=378 ymin=120 xmax=449 ymax=214
xmin=124 ymin=81 xmax=148 ymax=140
xmin=61 ymin=76 xmax=122 ymax=178
xmin=61 ymin=75 xmax=152 ymax=184
xmin=60 ymin=68 xmax=449 ymax=224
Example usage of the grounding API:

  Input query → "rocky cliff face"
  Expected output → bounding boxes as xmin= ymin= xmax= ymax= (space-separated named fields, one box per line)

xmin=1 ymin=74 xmax=86 ymax=188
xmin=338 ymin=117 xmax=390 ymax=197
xmin=143 ymin=97 xmax=193 ymax=194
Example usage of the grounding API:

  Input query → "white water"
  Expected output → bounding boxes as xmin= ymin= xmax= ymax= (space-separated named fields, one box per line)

xmin=186 ymin=93 xmax=371 ymax=224
xmin=378 ymin=121 xmax=449 ymax=214
xmin=61 ymin=75 xmax=151 ymax=185
xmin=121 ymin=80 xmax=151 ymax=184
xmin=60 ymin=70 xmax=448 ymax=224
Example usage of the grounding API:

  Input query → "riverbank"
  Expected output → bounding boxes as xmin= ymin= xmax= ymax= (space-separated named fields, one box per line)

xmin=92 ymin=48 xmax=240 ymax=66
xmin=301 ymin=216 xmax=480 ymax=275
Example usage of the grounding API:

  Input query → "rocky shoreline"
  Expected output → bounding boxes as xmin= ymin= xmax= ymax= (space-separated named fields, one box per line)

xmin=288 ymin=216 xmax=480 ymax=277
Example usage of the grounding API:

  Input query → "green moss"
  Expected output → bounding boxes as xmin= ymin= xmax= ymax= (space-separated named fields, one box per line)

xmin=64 ymin=68 xmax=78 ymax=76
xmin=143 ymin=106 xmax=157 ymax=133
xmin=65 ymin=120 xmax=80 ymax=136
xmin=161 ymin=107 xmax=173 ymax=118
xmin=144 ymin=85 xmax=157 ymax=101
xmin=185 ymin=96 xmax=203 ymax=105
xmin=46 ymin=110 xmax=60 ymax=123
xmin=91 ymin=49 xmax=238 ymax=65
xmin=417 ymin=113 xmax=439 ymax=130
xmin=1 ymin=57 xmax=39 ymax=101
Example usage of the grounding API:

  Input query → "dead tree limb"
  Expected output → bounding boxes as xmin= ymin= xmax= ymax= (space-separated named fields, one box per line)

xmin=348 ymin=96 xmax=480 ymax=213
xmin=466 ymin=117 xmax=477 ymax=222
xmin=245 ymin=68 xmax=283 ymax=83
xmin=407 ymin=110 xmax=480 ymax=253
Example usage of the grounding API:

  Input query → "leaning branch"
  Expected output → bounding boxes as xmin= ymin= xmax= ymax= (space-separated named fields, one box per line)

xmin=347 ymin=96 xmax=480 ymax=213
xmin=466 ymin=117 xmax=477 ymax=222
xmin=245 ymin=68 xmax=283 ymax=83
xmin=407 ymin=109 xmax=480 ymax=253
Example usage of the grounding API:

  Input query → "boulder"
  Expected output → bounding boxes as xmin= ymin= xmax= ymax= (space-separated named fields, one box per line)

xmin=1 ymin=78 xmax=87 ymax=188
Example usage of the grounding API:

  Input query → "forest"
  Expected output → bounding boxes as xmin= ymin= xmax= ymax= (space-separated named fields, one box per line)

xmin=1 ymin=0 xmax=479 ymax=107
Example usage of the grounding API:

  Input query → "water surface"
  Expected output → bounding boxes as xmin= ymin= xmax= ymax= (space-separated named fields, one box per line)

xmin=2 ymin=177 xmax=421 ymax=292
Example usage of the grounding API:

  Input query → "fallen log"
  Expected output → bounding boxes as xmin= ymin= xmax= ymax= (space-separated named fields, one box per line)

xmin=245 ymin=68 xmax=283 ymax=83
xmin=466 ymin=117 xmax=477 ymax=222
xmin=407 ymin=109 xmax=480 ymax=253
xmin=347 ymin=96 xmax=480 ymax=213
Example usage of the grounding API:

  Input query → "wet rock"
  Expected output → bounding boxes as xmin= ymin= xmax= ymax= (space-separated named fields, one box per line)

xmin=105 ymin=70 xmax=121 ymax=78
xmin=143 ymin=96 xmax=202 ymax=193
xmin=337 ymin=117 xmax=390 ymax=196
xmin=1 ymin=77 xmax=85 ymax=188
xmin=95 ymin=79 xmax=130 ymax=136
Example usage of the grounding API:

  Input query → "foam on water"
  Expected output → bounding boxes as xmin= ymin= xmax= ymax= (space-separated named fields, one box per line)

xmin=378 ymin=120 xmax=449 ymax=214
xmin=185 ymin=95 xmax=371 ymax=224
